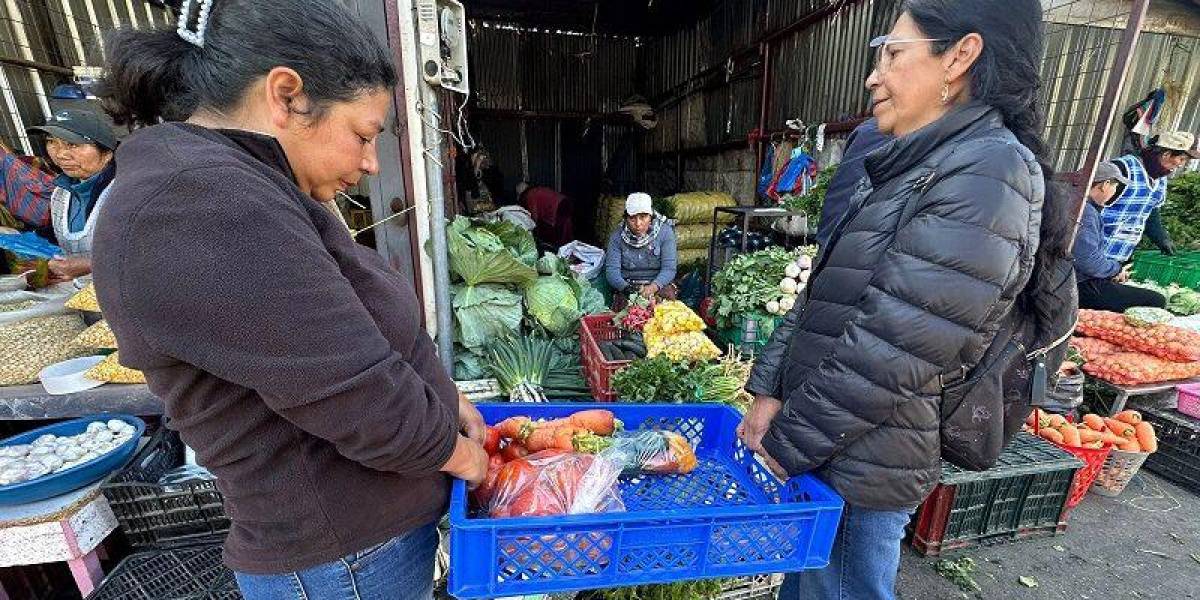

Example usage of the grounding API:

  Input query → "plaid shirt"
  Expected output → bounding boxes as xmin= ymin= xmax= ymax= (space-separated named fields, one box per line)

xmin=1 ymin=147 xmax=55 ymax=229
xmin=1100 ymin=154 xmax=1168 ymax=263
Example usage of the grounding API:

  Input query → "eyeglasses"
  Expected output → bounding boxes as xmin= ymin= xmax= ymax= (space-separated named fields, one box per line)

xmin=869 ymin=35 xmax=949 ymax=74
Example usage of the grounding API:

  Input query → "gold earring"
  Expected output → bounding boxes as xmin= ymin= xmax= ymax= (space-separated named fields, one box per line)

xmin=940 ymin=83 xmax=951 ymax=105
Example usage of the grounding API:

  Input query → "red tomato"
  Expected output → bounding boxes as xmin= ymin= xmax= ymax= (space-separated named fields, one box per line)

xmin=484 ymin=427 xmax=502 ymax=456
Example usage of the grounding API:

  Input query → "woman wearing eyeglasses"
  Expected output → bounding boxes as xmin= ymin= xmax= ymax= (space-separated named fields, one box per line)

xmin=739 ymin=1 xmax=1077 ymax=598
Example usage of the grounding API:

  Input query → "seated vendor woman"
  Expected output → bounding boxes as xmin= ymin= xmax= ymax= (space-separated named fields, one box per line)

xmin=606 ymin=192 xmax=678 ymax=300
xmin=1074 ymin=161 xmax=1166 ymax=312
xmin=0 ymin=109 xmax=117 ymax=283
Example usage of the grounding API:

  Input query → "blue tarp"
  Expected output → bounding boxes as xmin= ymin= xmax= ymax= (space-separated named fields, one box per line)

xmin=0 ymin=232 xmax=62 ymax=259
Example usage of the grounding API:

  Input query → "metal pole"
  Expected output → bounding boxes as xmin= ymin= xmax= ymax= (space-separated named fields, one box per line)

xmin=420 ymin=83 xmax=456 ymax=374
xmin=1066 ymin=0 xmax=1151 ymax=246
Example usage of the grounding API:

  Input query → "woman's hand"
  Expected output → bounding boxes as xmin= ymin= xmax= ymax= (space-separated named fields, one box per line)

xmin=639 ymin=283 xmax=660 ymax=298
xmin=47 ymin=256 xmax=91 ymax=282
xmin=737 ymin=395 xmax=782 ymax=454
xmin=458 ymin=392 xmax=487 ymax=446
xmin=441 ymin=435 xmax=490 ymax=489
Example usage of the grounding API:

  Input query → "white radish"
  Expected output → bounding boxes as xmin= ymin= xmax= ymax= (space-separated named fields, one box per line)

xmin=780 ymin=278 xmax=798 ymax=294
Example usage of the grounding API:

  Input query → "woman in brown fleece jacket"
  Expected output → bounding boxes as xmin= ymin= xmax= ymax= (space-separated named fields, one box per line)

xmin=90 ymin=1 xmax=488 ymax=598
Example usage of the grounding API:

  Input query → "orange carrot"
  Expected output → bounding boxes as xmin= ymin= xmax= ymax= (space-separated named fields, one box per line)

xmin=1117 ymin=438 xmax=1142 ymax=453
xmin=1085 ymin=440 xmax=1105 ymax=449
xmin=1048 ymin=414 xmax=1068 ymax=429
xmin=1077 ymin=427 xmax=1101 ymax=444
xmin=524 ymin=427 xmax=558 ymax=452
xmin=1082 ymin=414 xmax=1106 ymax=431
xmin=1098 ymin=431 xmax=1126 ymax=446
xmin=1135 ymin=422 xmax=1157 ymax=453
xmin=1114 ymin=410 xmax=1143 ymax=425
xmin=1040 ymin=428 xmax=1065 ymax=444
xmin=1105 ymin=418 xmax=1136 ymax=439
xmin=496 ymin=417 xmax=532 ymax=440
xmin=569 ymin=409 xmax=618 ymax=435
xmin=1060 ymin=425 xmax=1081 ymax=447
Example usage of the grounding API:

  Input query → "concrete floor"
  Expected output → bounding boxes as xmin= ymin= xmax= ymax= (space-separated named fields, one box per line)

xmin=897 ymin=472 xmax=1200 ymax=600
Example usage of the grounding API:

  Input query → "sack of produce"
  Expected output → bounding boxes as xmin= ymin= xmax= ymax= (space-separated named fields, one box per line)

xmin=1077 ymin=309 xmax=1200 ymax=363
xmin=0 ymin=292 xmax=88 ymax=386
xmin=484 ymin=450 xmax=625 ymax=518
xmin=65 ymin=283 xmax=100 ymax=312
xmin=446 ymin=217 xmax=538 ymax=287
xmin=674 ymin=224 xmax=715 ymax=251
xmin=452 ymin=284 xmax=523 ymax=352
xmin=1069 ymin=336 xmax=1121 ymax=361
xmin=669 ymin=192 xmax=737 ymax=225
xmin=85 ymin=352 xmax=146 ymax=384
xmin=603 ymin=430 xmax=699 ymax=475
xmin=74 ymin=319 xmax=117 ymax=350
xmin=1081 ymin=351 xmax=1200 ymax=386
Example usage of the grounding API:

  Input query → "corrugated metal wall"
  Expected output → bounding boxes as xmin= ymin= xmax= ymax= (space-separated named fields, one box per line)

xmin=0 ymin=0 xmax=172 ymax=153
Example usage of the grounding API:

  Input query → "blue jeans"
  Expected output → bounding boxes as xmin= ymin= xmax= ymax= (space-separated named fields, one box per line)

xmin=234 ymin=523 xmax=438 ymax=600
xmin=779 ymin=505 xmax=912 ymax=600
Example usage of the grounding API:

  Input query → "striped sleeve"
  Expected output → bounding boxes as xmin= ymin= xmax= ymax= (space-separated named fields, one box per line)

xmin=1 ymin=150 xmax=55 ymax=228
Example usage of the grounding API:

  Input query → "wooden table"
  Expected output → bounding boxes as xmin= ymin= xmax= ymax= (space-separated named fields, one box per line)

xmin=0 ymin=384 xmax=163 ymax=421
xmin=0 ymin=483 xmax=118 ymax=598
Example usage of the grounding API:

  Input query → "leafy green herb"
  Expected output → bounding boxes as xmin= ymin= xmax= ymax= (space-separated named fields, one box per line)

xmin=710 ymin=247 xmax=796 ymax=329
xmin=935 ymin=557 xmax=981 ymax=593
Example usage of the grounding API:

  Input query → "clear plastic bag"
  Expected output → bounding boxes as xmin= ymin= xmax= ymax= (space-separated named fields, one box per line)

xmin=486 ymin=450 xmax=625 ymax=518
xmin=601 ymin=430 xmax=699 ymax=475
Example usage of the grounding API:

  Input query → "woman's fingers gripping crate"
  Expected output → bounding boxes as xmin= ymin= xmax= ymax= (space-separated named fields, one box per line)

xmin=579 ymin=314 xmax=631 ymax=402
xmin=1137 ymin=406 xmax=1200 ymax=495
xmin=100 ymin=426 xmax=231 ymax=548
xmin=448 ymin=403 xmax=844 ymax=599
xmin=85 ymin=544 xmax=240 ymax=600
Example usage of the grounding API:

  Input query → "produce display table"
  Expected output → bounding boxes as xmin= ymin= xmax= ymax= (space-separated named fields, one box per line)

xmin=0 ymin=384 xmax=163 ymax=420
xmin=1091 ymin=378 xmax=1200 ymax=416
xmin=0 ymin=482 xmax=117 ymax=598
xmin=704 ymin=206 xmax=809 ymax=295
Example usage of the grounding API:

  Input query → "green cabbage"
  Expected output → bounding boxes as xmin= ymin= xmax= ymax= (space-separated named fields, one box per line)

xmin=445 ymin=217 xmax=537 ymax=287
xmin=451 ymin=284 xmax=523 ymax=351
xmin=525 ymin=275 xmax=581 ymax=337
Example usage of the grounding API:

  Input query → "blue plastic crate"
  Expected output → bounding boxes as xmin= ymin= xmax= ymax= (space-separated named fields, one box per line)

xmin=448 ymin=403 xmax=844 ymax=599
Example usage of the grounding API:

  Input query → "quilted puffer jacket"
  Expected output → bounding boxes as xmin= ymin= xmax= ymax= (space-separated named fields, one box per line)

xmin=757 ymin=103 xmax=1049 ymax=510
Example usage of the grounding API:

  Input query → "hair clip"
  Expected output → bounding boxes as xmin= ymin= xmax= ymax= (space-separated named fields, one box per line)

xmin=177 ymin=0 xmax=212 ymax=48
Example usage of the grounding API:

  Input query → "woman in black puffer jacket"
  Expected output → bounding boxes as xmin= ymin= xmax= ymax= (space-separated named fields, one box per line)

xmin=738 ymin=1 xmax=1077 ymax=599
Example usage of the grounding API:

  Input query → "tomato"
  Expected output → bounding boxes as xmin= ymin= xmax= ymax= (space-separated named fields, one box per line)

xmin=484 ymin=427 xmax=502 ymax=456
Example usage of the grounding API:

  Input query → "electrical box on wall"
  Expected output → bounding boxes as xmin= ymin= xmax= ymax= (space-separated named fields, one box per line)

xmin=416 ymin=0 xmax=469 ymax=94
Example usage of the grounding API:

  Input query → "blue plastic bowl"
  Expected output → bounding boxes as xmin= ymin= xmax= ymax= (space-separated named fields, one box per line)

xmin=0 ymin=415 xmax=145 ymax=505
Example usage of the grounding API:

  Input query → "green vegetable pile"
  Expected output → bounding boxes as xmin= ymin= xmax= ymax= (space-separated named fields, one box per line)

xmin=780 ymin=164 xmax=836 ymax=218
xmin=611 ymin=354 xmax=750 ymax=408
xmin=483 ymin=335 xmax=590 ymax=401
xmin=1127 ymin=280 xmax=1200 ymax=316
xmin=1159 ymin=171 xmax=1200 ymax=250
xmin=710 ymin=247 xmax=797 ymax=329
xmin=444 ymin=217 xmax=606 ymax=382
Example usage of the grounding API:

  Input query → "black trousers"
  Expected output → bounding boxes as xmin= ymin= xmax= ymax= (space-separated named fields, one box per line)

xmin=1078 ymin=279 xmax=1167 ymax=312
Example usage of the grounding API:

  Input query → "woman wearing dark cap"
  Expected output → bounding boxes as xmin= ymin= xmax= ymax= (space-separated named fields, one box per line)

xmin=0 ymin=108 xmax=118 ymax=282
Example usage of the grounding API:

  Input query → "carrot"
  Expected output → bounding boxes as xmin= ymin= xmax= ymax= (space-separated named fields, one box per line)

xmin=1048 ymin=414 xmax=1068 ymax=429
xmin=1117 ymin=438 xmax=1142 ymax=453
xmin=569 ymin=410 xmax=618 ymax=435
xmin=1077 ymin=427 xmax=1101 ymax=444
xmin=1082 ymin=414 xmax=1106 ymax=431
xmin=1105 ymin=418 xmax=1136 ymax=439
xmin=496 ymin=417 xmax=532 ymax=440
xmin=1114 ymin=410 xmax=1143 ymax=425
xmin=1135 ymin=422 xmax=1157 ymax=453
xmin=1098 ymin=431 xmax=1126 ymax=446
xmin=1085 ymin=440 xmax=1105 ymax=449
xmin=524 ymin=427 xmax=559 ymax=453
xmin=550 ymin=427 xmax=581 ymax=451
xmin=1060 ymin=425 xmax=1081 ymax=447
xmin=1039 ymin=428 xmax=1065 ymax=444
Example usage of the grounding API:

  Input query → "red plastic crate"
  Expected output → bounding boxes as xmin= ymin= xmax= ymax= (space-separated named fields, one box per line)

xmin=579 ymin=313 xmax=631 ymax=402
xmin=1052 ymin=441 xmax=1113 ymax=509
xmin=1177 ymin=383 xmax=1200 ymax=420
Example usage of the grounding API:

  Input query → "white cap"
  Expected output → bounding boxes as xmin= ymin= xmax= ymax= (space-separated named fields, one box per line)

xmin=625 ymin=193 xmax=653 ymax=216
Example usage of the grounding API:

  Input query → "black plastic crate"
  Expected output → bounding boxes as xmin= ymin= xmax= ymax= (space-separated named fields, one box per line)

xmin=86 ymin=545 xmax=240 ymax=600
xmin=911 ymin=433 xmax=1083 ymax=556
xmin=1138 ymin=406 xmax=1200 ymax=495
xmin=100 ymin=425 xmax=230 ymax=548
